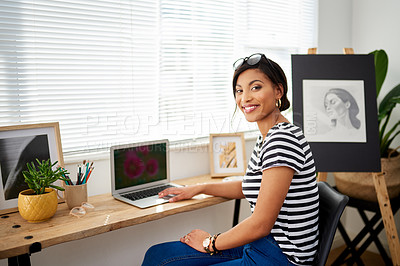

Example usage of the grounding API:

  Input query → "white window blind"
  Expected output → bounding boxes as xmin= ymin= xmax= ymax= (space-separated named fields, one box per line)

xmin=232 ymin=0 xmax=318 ymax=128
xmin=0 ymin=0 xmax=317 ymax=154
xmin=159 ymin=0 xmax=236 ymax=141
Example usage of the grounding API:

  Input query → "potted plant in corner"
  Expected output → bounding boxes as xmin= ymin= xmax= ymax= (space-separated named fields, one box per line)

xmin=18 ymin=159 xmax=68 ymax=223
xmin=334 ymin=49 xmax=400 ymax=202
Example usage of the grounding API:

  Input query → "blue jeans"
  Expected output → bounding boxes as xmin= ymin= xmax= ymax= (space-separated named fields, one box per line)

xmin=142 ymin=235 xmax=295 ymax=265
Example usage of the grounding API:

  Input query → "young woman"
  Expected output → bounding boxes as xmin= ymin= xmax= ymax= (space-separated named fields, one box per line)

xmin=142 ymin=54 xmax=319 ymax=265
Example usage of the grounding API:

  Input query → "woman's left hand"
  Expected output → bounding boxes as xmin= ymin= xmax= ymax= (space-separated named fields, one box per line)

xmin=180 ymin=229 xmax=211 ymax=253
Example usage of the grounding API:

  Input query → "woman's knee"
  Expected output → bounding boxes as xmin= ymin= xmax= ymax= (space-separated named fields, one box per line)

xmin=142 ymin=243 xmax=165 ymax=265
xmin=145 ymin=242 xmax=163 ymax=256
xmin=142 ymin=241 xmax=186 ymax=266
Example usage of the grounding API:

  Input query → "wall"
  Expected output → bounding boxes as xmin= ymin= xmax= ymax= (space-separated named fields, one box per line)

xmin=352 ymin=0 xmax=400 ymax=252
xmin=317 ymin=0 xmax=353 ymax=54
xmin=352 ymin=0 xmax=400 ymax=149
xmin=2 ymin=0 xmax=400 ymax=265
xmin=318 ymin=0 xmax=400 ymax=256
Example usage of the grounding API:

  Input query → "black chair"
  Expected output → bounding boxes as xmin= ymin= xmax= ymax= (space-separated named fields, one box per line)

xmin=314 ymin=181 xmax=349 ymax=266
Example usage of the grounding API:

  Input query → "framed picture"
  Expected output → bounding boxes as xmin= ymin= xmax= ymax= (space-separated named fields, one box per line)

xmin=209 ymin=133 xmax=246 ymax=178
xmin=0 ymin=122 xmax=64 ymax=214
xmin=292 ymin=54 xmax=381 ymax=172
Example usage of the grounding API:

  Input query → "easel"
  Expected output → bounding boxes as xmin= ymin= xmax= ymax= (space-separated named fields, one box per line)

xmin=307 ymin=47 xmax=400 ymax=265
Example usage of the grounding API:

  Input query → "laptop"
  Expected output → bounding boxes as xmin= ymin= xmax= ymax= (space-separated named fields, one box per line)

xmin=110 ymin=139 xmax=181 ymax=208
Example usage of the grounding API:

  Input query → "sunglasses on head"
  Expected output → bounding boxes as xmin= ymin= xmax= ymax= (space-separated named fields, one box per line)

xmin=233 ymin=53 xmax=274 ymax=71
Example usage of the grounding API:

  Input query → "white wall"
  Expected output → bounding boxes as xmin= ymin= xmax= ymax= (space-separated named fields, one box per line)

xmin=2 ymin=1 xmax=400 ymax=265
xmin=352 ymin=0 xmax=400 ymax=150
xmin=317 ymin=0 xmax=353 ymax=54
xmin=352 ymin=0 xmax=400 ymax=254
xmin=318 ymin=0 xmax=400 ymax=256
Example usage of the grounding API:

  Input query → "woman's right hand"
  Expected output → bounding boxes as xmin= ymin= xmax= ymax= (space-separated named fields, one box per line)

xmin=158 ymin=185 xmax=203 ymax=203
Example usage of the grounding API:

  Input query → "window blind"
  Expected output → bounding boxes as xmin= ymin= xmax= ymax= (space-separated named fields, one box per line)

xmin=0 ymin=0 xmax=159 ymax=152
xmin=159 ymin=0 xmax=235 ymax=141
xmin=0 ymin=0 xmax=317 ymax=154
xmin=232 ymin=0 xmax=318 ymax=130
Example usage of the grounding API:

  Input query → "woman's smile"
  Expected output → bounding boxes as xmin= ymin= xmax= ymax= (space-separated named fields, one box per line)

xmin=242 ymin=104 xmax=259 ymax=113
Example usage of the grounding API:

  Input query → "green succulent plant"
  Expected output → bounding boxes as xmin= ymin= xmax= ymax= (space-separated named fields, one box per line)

xmin=370 ymin=49 xmax=400 ymax=157
xmin=22 ymin=159 xmax=69 ymax=195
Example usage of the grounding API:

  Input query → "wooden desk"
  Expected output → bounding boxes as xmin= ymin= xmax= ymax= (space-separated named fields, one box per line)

xmin=0 ymin=175 xmax=231 ymax=261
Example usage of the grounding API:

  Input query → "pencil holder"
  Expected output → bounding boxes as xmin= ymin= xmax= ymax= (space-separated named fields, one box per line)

xmin=63 ymin=182 xmax=88 ymax=209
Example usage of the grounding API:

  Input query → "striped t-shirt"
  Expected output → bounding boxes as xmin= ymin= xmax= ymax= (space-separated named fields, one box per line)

xmin=242 ymin=122 xmax=319 ymax=265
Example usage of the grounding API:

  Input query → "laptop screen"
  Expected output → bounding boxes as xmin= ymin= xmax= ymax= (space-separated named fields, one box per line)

xmin=113 ymin=142 xmax=168 ymax=190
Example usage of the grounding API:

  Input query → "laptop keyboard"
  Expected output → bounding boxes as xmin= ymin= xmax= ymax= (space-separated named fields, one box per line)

xmin=121 ymin=184 xmax=174 ymax=201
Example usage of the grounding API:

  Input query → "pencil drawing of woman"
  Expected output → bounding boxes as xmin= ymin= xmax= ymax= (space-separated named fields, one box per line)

xmin=324 ymin=88 xmax=361 ymax=131
xmin=302 ymin=79 xmax=366 ymax=143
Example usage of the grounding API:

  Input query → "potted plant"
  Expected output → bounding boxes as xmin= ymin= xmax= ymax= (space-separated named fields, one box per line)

xmin=334 ymin=49 xmax=400 ymax=201
xmin=18 ymin=159 xmax=69 ymax=223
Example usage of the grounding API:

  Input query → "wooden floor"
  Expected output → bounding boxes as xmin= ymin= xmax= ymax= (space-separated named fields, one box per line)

xmin=326 ymin=245 xmax=386 ymax=265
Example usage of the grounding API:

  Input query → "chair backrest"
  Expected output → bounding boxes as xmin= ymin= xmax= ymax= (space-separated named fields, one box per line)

xmin=314 ymin=181 xmax=349 ymax=266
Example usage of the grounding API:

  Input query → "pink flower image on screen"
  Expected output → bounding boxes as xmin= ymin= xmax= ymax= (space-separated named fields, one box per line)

xmin=124 ymin=152 xmax=145 ymax=179
xmin=136 ymin=146 xmax=149 ymax=155
xmin=146 ymin=159 xmax=159 ymax=176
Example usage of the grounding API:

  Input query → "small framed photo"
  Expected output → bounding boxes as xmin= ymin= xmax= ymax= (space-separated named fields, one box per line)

xmin=209 ymin=133 xmax=246 ymax=178
xmin=0 ymin=122 xmax=64 ymax=214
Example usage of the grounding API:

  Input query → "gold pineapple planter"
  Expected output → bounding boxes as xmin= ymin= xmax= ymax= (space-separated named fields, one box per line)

xmin=18 ymin=188 xmax=58 ymax=223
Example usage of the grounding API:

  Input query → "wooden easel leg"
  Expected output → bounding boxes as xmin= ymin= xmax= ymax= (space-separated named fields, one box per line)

xmin=308 ymin=47 xmax=317 ymax=54
xmin=307 ymin=48 xmax=325 ymax=183
xmin=343 ymin=48 xmax=355 ymax=54
xmin=373 ymin=172 xmax=400 ymax=265
xmin=317 ymin=172 xmax=327 ymax=182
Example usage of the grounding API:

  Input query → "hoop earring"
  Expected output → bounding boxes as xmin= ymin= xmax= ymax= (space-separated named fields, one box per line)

xmin=275 ymin=99 xmax=281 ymax=109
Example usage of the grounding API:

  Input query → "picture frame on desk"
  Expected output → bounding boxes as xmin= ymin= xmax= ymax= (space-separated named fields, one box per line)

xmin=0 ymin=122 xmax=64 ymax=214
xmin=209 ymin=133 xmax=246 ymax=178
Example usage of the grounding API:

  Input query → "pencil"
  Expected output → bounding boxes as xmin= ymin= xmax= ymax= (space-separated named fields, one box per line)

xmin=77 ymin=164 xmax=82 ymax=185
xmin=85 ymin=167 xmax=94 ymax=183
xmin=62 ymin=169 xmax=73 ymax=185
xmin=82 ymin=165 xmax=90 ymax=184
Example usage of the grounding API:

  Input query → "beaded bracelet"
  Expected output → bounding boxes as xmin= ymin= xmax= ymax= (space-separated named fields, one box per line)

xmin=211 ymin=233 xmax=221 ymax=254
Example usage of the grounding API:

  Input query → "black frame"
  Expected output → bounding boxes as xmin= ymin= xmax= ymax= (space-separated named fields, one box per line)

xmin=292 ymin=54 xmax=381 ymax=172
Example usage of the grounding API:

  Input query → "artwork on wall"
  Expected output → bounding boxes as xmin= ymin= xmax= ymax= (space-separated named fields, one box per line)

xmin=0 ymin=122 xmax=64 ymax=214
xmin=209 ymin=133 xmax=246 ymax=177
xmin=292 ymin=54 xmax=381 ymax=172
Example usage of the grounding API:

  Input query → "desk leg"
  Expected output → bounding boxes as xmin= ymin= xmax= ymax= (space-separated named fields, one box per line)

xmin=8 ymin=254 xmax=31 ymax=266
xmin=373 ymin=173 xmax=400 ymax=265
xmin=233 ymin=199 xmax=241 ymax=227
xmin=8 ymin=242 xmax=40 ymax=266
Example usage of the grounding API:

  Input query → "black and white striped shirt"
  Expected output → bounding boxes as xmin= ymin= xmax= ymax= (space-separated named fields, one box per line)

xmin=242 ymin=122 xmax=319 ymax=265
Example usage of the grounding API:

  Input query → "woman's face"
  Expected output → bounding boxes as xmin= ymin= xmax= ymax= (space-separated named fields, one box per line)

xmin=234 ymin=69 xmax=280 ymax=123
xmin=324 ymin=93 xmax=350 ymax=120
